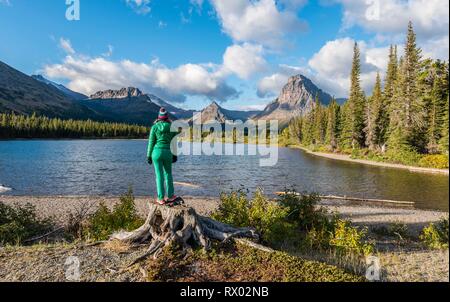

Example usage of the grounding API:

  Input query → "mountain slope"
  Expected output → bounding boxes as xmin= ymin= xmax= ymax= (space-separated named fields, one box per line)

xmin=31 ymin=75 xmax=88 ymax=100
xmin=255 ymin=75 xmax=333 ymax=125
xmin=188 ymin=102 xmax=259 ymax=124
xmin=81 ymin=87 xmax=166 ymax=126
xmin=147 ymin=94 xmax=195 ymax=119
xmin=0 ymin=61 xmax=97 ymax=119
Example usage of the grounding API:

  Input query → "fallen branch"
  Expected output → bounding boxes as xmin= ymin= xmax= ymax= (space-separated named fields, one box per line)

xmin=275 ymin=192 xmax=415 ymax=206
xmin=23 ymin=226 xmax=65 ymax=244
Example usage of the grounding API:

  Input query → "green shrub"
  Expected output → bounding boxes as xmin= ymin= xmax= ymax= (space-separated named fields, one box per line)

xmin=0 ymin=202 xmax=55 ymax=245
xmin=418 ymin=154 xmax=449 ymax=169
xmin=212 ymin=190 xmax=297 ymax=246
xmin=373 ymin=222 xmax=409 ymax=240
xmin=82 ymin=188 xmax=144 ymax=241
xmin=419 ymin=218 xmax=449 ymax=249
xmin=329 ymin=220 xmax=374 ymax=256
xmin=213 ymin=191 xmax=374 ymax=256
xmin=278 ymin=192 xmax=328 ymax=229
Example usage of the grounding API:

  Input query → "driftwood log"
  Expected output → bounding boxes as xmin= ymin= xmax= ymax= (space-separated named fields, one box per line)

xmin=110 ymin=203 xmax=259 ymax=266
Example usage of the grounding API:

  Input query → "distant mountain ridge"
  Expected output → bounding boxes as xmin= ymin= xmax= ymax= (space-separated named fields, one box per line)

xmin=1 ymin=60 xmax=339 ymax=128
xmin=187 ymin=101 xmax=260 ymax=125
xmin=0 ymin=60 xmax=98 ymax=120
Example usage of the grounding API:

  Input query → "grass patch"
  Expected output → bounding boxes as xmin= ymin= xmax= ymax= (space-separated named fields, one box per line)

xmin=145 ymin=242 xmax=364 ymax=282
xmin=0 ymin=202 xmax=55 ymax=246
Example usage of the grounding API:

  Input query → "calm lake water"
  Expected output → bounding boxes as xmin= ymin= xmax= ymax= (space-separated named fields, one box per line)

xmin=0 ymin=140 xmax=448 ymax=211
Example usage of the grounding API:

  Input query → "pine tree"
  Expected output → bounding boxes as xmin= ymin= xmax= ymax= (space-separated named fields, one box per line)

xmin=439 ymin=95 xmax=449 ymax=154
xmin=380 ymin=45 xmax=398 ymax=149
xmin=340 ymin=42 xmax=366 ymax=150
xmin=365 ymin=72 xmax=383 ymax=150
xmin=388 ymin=22 xmax=425 ymax=152
xmin=325 ymin=98 xmax=340 ymax=150
xmin=423 ymin=60 xmax=449 ymax=153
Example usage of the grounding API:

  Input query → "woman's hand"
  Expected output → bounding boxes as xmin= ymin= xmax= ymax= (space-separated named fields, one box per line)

xmin=147 ymin=157 xmax=153 ymax=165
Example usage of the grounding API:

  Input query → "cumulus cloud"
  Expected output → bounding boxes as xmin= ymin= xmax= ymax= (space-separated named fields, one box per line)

xmin=258 ymin=38 xmax=391 ymax=99
xmin=308 ymin=38 xmax=389 ymax=97
xmin=221 ymin=43 xmax=267 ymax=79
xmin=126 ymin=0 xmax=151 ymax=15
xmin=210 ymin=0 xmax=308 ymax=48
xmin=257 ymin=73 xmax=290 ymax=97
xmin=333 ymin=0 xmax=449 ymax=60
xmin=336 ymin=0 xmax=448 ymax=37
xmin=45 ymin=39 xmax=282 ymax=103
xmin=44 ymin=55 xmax=239 ymax=103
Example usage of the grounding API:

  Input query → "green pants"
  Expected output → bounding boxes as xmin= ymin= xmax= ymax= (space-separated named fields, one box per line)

xmin=152 ymin=148 xmax=174 ymax=200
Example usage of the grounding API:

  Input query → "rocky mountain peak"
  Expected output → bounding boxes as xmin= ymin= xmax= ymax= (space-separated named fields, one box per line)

xmin=89 ymin=87 xmax=144 ymax=100
xmin=255 ymin=74 xmax=333 ymax=126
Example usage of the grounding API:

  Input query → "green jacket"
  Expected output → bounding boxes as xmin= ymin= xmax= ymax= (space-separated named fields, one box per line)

xmin=147 ymin=121 xmax=179 ymax=158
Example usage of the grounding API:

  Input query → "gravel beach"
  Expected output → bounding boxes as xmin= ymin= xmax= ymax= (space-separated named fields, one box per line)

xmin=0 ymin=195 xmax=448 ymax=282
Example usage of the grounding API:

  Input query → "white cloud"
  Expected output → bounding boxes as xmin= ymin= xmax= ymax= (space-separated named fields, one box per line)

xmin=44 ymin=55 xmax=239 ymax=103
xmin=59 ymin=38 xmax=75 ymax=55
xmin=308 ymin=38 xmax=389 ymax=97
xmin=126 ymin=0 xmax=151 ymax=15
xmin=333 ymin=0 xmax=449 ymax=60
xmin=45 ymin=39 xmax=281 ymax=103
xmin=257 ymin=73 xmax=290 ymax=97
xmin=210 ymin=0 xmax=307 ymax=48
xmin=336 ymin=0 xmax=448 ymax=37
xmin=422 ymin=35 xmax=449 ymax=60
xmin=221 ymin=43 xmax=267 ymax=79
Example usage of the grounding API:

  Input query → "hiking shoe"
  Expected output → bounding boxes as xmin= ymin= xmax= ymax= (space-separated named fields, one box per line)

xmin=166 ymin=196 xmax=179 ymax=203
xmin=155 ymin=199 xmax=166 ymax=205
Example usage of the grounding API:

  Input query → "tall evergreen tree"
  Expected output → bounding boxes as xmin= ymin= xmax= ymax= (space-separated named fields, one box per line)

xmin=388 ymin=22 xmax=425 ymax=152
xmin=365 ymin=72 xmax=383 ymax=150
xmin=439 ymin=95 xmax=449 ymax=154
xmin=340 ymin=42 xmax=366 ymax=149
xmin=325 ymin=98 xmax=341 ymax=150
xmin=380 ymin=45 xmax=398 ymax=149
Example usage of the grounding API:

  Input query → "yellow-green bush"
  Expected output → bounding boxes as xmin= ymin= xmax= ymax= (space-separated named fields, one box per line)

xmin=418 ymin=154 xmax=449 ymax=169
xmin=329 ymin=220 xmax=374 ymax=256
xmin=419 ymin=218 xmax=449 ymax=249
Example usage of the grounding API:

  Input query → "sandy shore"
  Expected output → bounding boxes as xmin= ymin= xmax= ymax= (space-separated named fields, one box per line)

xmin=1 ymin=195 xmax=448 ymax=282
xmin=294 ymin=146 xmax=449 ymax=175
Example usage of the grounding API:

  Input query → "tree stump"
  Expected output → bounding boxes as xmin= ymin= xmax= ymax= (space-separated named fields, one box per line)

xmin=110 ymin=203 xmax=259 ymax=266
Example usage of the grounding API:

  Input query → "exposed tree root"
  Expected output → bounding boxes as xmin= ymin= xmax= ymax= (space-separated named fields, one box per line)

xmin=110 ymin=203 xmax=259 ymax=267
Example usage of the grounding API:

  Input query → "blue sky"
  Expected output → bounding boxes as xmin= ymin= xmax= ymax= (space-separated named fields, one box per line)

xmin=0 ymin=0 xmax=448 ymax=110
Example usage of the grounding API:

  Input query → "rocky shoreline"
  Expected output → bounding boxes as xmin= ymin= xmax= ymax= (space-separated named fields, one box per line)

xmin=0 ymin=195 xmax=448 ymax=282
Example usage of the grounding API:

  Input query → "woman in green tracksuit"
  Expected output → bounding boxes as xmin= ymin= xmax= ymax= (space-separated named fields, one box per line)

xmin=147 ymin=108 xmax=179 ymax=205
